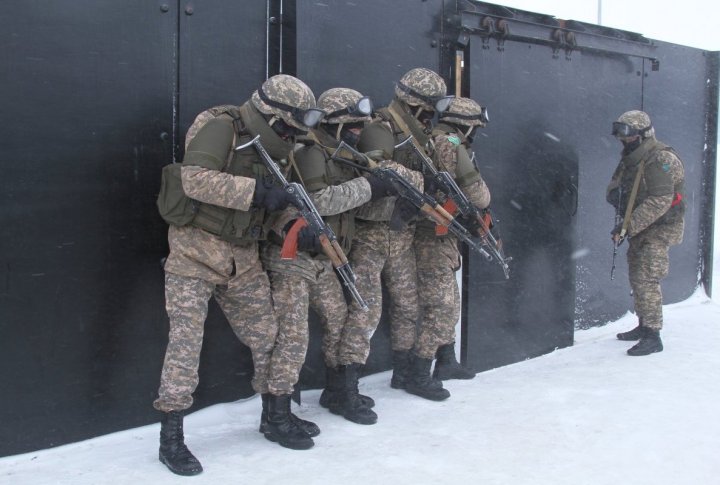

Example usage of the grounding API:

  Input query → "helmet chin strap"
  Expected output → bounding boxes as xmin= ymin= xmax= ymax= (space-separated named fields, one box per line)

xmin=334 ymin=122 xmax=344 ymax=141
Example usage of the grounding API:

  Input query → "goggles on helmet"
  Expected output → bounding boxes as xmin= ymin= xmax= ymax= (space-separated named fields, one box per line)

xmin=440 ymin=106 xmax=490 ymax=124
xmin=258 ymin=87 xmax=325 ymax=128
xmin=326 ymin=96 xmax=374 ymax=120
xmin=396 ymin=82 xmax=453 ymax=113
xmin=611 ymin=121 xmax=650 ymax=138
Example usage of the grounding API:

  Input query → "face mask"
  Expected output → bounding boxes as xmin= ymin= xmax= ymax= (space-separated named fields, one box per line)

xmin=270 ymin=117 xmax=302 ymax=140
xmin=621 ymin=137 xmax=642 ymax=153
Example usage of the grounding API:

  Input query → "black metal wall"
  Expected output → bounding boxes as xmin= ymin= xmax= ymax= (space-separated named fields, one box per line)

xmin=0 ymin=0 xmax=715 ymax=457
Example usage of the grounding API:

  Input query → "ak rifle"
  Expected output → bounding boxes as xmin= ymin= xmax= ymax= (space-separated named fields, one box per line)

xmin=236 ymin=134 xmax=368 ymax=311
xmin=330 ymin=140 xmax=492 ymax=262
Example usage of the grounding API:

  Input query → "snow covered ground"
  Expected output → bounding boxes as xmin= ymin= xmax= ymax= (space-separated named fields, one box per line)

xmin=1 ymin=287 xmax=718 ymax=485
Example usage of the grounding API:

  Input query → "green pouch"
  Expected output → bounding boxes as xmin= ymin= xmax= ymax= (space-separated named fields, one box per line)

xmin=156 ymin=163 xmax=198 ymax=226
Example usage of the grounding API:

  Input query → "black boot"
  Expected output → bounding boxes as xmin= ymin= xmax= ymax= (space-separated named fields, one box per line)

xmin=159 ymin=411 xmax=203 ymax=476
xmin=617 ymin=325 xmax=644 ymax=341
xmin=390 ymin=350 xmax=411 ymax=389
xmin=320 ymin=366 xmax=375 ymax=410
xmin=433 ymin=343 xmax=476 ymax=380
xmin=259 ymin=393 xmax=320 ymax=438
xmin=627 ymin=328 xmax=663 ymax=356
xmin=332 ymin=364 xmax=377 ymax=425
xmin=406 ymin=355 xmax=450 ymax=401
xmin=263 ymin=394 xmax=314 ymax=450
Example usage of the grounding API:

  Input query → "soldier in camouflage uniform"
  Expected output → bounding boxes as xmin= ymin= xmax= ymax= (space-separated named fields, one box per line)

xmin=334 ymin=68 xmax=448 ymax=417
xmin=261 ymin=87 xmax=395 ymax=427
xmin=154 ymin=74 xmax=324 ymax=475
xmin=607 ymin=110 xmax=685 ymax=356
xmin=410 ymin=97 xmax=492 ymax=395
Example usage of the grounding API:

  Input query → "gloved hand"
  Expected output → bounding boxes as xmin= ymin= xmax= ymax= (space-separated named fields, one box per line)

xmin=366 ymin=174 xmax=397 ymax=201
xmin=611 ymin=223 xmax=626 ymax=245
xmin=389 ymin=197 xmax=421 ymax=231
xmin=457 ymin=212 xmax=482 ymax=235
xmin=423 ymin=173 xmax=438 ymax=196
xmin=297 ymin=226 xmax=322 ymax=253
xmin=253 ymin=182 xmax=293 ymax=211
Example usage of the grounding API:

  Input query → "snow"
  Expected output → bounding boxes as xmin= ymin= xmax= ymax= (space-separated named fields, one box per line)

xmin=1 ymin=288 xmax=718 ymax=485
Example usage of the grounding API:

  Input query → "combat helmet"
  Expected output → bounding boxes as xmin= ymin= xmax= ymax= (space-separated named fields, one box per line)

xmin=439 ymin=97 xmax=489 ymax=128
xmin=317 ymin=88 xmax=373 ymax=125
xmin=251 ymin=74 xmax=323 ymax=130
xmin=612 ymin=110 xmax=654 ymax=139
xmin=394 ymin=68 xmax=452 ymax=113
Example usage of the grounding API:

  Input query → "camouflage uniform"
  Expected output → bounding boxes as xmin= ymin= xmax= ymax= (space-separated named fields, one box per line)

xmin=607 ymin=110 xmax=685 ymax=333
xmin=155 ymin=101 xmax=291 ymax=412
xmin=413 ymin=97 xmax=491 ymax=360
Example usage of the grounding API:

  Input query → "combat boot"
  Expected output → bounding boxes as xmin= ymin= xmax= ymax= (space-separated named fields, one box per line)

xmin=617 ymin=325 xmax=644 ymax=341
xmin=432 ymin=343 xmax=476 ymax=380
xmin=259 ymin=393 xmax=320 ymax=438
xmin=627 ymin=328 xmax=663 ymax=356
xmin=263 ymin=394 xmax=314 ymax=450
xmin=390 ymin=350 xmax=411 ymax=389
xmin=320 ymin=366 xmax=375 ymax=410
xmin=158 ymin=411 xmax=203 ymax=476
xmin=333 ymin=364 xmax=377 ymax=425
xmin=406 ymin=355 xmax=451 ymax=401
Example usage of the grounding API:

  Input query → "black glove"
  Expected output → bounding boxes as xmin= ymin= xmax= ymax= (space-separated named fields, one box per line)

xmin=423 ymin=173 xmax=438 ymax=196
xmin=297 ymin=226 xmax=322 ymax=253
xmin=457 ymin=213 xmax=482 ymax=235
xmin=389 ymin=197 xmax=421 ymax=231
xmin=366 ymin=174 xmax=397 ymax=201
xmin=253 ymin=182 xmax=293 ymax=211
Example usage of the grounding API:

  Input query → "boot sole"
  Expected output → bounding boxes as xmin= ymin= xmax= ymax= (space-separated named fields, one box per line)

xmin=617 ymin=335 xmax=642 ymax=341
xmin=159 ymin=452 xmax=203 ymax=476
xmin=405 ymin=388 xmax=450 ymax=401
xmin=627 ymin=346 xmax=663 ymax=356
xmin=263 ymin=433 xmax=314 ymax=450
xmin=328 ymin=406 xmax=378 ymax=425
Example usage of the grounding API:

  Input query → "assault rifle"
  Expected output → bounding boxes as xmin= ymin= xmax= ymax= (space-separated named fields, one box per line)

xmin=405 ymin=136 xmax=511 ymax=279
xmin=610 ymin=186 xmax=624 ymax=281
xmin=235 ymin=134 xmax=368 ymax=311
xmin=330 ymin=141 xmax=492 ymax=262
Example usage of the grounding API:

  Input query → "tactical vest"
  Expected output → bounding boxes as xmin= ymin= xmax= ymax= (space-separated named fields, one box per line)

xmin=297 ymin=129 xmax=360 ymax=253
xmin=182 ymin=103 xmax=292 ymax=244
xmin=616 ymin=137 xmax=685 ymax=229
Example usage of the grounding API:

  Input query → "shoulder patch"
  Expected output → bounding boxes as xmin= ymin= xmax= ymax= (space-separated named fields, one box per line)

xmin=662 ymin=162 xmax=671 ymax=172
xmin=447 ymin=135 xmax=461 ymax=146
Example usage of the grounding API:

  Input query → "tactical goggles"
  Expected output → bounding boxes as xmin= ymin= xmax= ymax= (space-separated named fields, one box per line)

xmin=611 ymin=121 xmax=650 ymax=138
xmin=396 ymin=82 xmax=453 ymax=113
xmin=440 ymin=106 xmax=490 ymax=124
xmin=326 ymin=96 xmax=374 ymax=120
xmin=258 ymin=87 xmax=325 ymax=128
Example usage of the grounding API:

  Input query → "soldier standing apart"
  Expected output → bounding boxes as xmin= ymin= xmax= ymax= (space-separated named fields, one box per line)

xmin=329 ymin=67 xmax=446 ymax=423
xmin=154 ymin=74 xmax=323 ymax=475
xmin=411 ymin=97 xmax=492 ymax=395
xmin=261 ymin=88 xmax=394 ymax=436
xmin=607 ymin=110 xmax=685 ymax=356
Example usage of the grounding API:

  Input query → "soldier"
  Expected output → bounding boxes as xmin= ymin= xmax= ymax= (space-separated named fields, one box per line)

xmin=411 ymin=97 xmax=492 ymax=392
xmin=154 ymin=74 xmax=323 ymax=475
xmin=261 ymin=88 xmax=394 ymax=429
xmin=331 ymin=67 xmax=448 ymax=422
xmin=607 ymin=110 xmax=685 ymax=356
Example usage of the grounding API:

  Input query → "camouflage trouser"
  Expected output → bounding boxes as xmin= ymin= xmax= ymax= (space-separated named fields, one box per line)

xmin=154 ymin=267 xmax=278 ymax=412
xmin=627 ymin=237 xmax=670 ymax=331
xmin=338 ymin=221 xmax=419 ymax=365
xmin=413 ymin=235 xmax=461 ymax=359
xmin=267 ymin=260 xmax=348 ymax=393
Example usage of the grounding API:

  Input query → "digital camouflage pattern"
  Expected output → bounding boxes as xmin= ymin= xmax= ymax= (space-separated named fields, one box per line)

xmin=154 ymin=268 xmax=278 ymax=412
xmin=264 ymin=252 xmax=349 ymax=375
xmin=317 ymin=87 xmax=372 ymax=125
xmin=439 ymin=97 xmax=487 ymax=127
xmin=251 ymin=74 xmax=316 ymax=130
xmin=607 ymin=119 xmax=685 ymax=331
xmin=410 ymin=119 xmax=491 ymax=357
xmin=338 ymin=221 xmax=420 ymax=364
xmin=413 ymin=236 xmax=461 ymax=359
xmin=617 ymin=110 xmax=655 ymax=138
xmin=394 ymin=67 xmax=447 ymax=110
